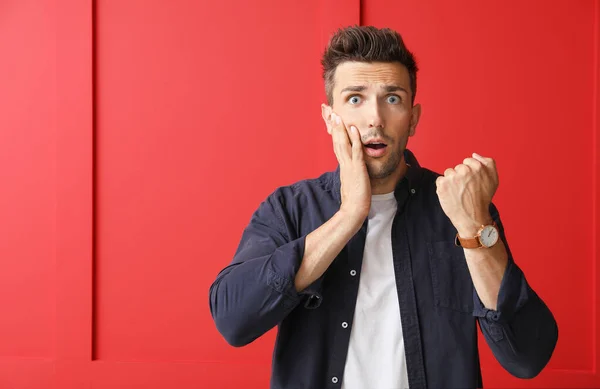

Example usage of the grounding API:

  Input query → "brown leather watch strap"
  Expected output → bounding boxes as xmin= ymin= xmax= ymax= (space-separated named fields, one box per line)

xmin=454 ymin=234 xmax=482 ymax=248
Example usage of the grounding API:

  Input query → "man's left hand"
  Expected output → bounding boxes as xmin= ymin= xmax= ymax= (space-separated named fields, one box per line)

xmin=435 ymin=153 xmax=499 ymax=237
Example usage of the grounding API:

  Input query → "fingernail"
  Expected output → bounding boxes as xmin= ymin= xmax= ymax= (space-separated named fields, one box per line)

xmin=473 ymin=152 xmax=482 ymax=158
xmin=336 ymin=115 xmax=341 ymax=124
xmin=351 ymin=126 xmax=357 ymax=133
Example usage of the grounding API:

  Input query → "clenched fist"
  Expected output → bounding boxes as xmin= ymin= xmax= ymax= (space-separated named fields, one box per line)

xmin=435 ymin=153 xmax=499 ymax=237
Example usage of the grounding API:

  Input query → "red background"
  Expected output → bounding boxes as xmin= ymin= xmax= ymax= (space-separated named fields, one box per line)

xmin=0 ymin=0 xmax=598 ymax=387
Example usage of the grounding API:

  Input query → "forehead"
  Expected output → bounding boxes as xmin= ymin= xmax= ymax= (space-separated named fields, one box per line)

xmin=333 ymin=61 xmax=410 ymax=90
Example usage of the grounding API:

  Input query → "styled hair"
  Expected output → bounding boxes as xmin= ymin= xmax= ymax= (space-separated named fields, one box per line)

xmin=321 ymin=25 xmax=418 ymax=105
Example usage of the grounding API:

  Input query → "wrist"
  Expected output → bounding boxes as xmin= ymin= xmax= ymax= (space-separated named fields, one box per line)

xmin=454 ymin=214 xmax=494 ymax=237
xmin=337 ymin=208 xmax=367 ymax=232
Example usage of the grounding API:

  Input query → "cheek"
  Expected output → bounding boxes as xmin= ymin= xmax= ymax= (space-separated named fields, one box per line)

xmin=387 ymin=105 xmax=411 ymax=121
xmin=338 ymin=109 xmax=363 ymax=126
xmin=388 ymin=108 xmax=414 ymax=127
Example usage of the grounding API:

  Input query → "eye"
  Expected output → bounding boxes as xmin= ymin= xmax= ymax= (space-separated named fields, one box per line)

xmin=348 ymin=95 xmax=362 ymax=105
xmin=387 ymin=95 xmax=401 ymax=104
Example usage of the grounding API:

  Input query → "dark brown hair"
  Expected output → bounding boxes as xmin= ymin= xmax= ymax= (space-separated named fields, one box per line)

xmin=321 ymin=25 xmax=418 ymax=106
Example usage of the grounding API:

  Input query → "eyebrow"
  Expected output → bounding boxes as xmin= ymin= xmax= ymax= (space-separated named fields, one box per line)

xmin=340 ymin=85 xmax=409 ymax=94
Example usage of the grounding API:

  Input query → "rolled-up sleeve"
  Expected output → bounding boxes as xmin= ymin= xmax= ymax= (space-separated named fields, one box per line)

xmin=208 ymin=189 xmax=317 ymax=347
xmin=473 ymin=205 xmax=558 ymax=379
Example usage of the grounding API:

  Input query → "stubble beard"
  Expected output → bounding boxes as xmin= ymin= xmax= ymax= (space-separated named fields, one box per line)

xmin=365 ymin=145 xmax=404 ymax=180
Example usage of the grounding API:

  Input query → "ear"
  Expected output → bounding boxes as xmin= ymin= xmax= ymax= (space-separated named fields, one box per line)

xmin=321 ymin=103 xmax=333 ymax=134
xmin=408 ymin=103 xmax=422 ymax=137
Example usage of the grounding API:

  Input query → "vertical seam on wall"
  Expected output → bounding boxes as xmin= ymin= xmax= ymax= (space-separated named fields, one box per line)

xmin=91 ymin=0 xmax=98 ymax=362
xmin=359 ymin=0 xmax=363 ymax=26
xmin=593 ymin=0 xmax=598 ymax=375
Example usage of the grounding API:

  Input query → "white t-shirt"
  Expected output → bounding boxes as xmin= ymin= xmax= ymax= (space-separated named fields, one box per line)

xmin=341 ymin=192 xmax=409 ymax=389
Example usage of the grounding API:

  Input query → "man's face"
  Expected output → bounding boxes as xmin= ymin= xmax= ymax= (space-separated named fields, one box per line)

xmin=322 ymin=61 xmax=421 ymax=180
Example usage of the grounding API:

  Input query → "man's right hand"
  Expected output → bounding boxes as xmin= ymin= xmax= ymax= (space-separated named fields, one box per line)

xmin=329 ymin=113 xmax=371 ymax=227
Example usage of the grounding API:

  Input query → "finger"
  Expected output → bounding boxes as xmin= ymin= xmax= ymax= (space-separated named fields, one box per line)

xmin=333 ymin=140 xmax=345 ymax=165
xmin=472 ymin=153 xmax=486 ymax=164
xmin=327 ymin=113 xmax=336 ymax=135
xmin=435 ymin=176 xmax=446 ymax=194
xmin=473 ymin=153 xmax=495 ymax=169
xmin=454 ymin=164 xmax=470 ymax=174
xmin=332 ymin=135 xmax=349 ymax=165
xmin=348 ymin=125 xmax=364 ymax=161
xmin=331 ymin=113 xmax=352 ymax=164
xmin=435 ymin=176 xmax=444 ymax=187
xmin=462 ymin=157 xmax=481 ymax=169
xmin=331 ymin=115 xmax=352 ymax=156
xmin=330 ymin=114 xmax=344 ymax=161
xmin=443 ymin=168 xmax=455 ymax=177
xmin=326 ymin=113 xmax=336 ymax=135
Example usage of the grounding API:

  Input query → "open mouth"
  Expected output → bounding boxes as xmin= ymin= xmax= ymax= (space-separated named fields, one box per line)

xmin=365 ymin=143 xmax=387 ymax=149
xmin=363 ymin=142 xmax=388 ymax=157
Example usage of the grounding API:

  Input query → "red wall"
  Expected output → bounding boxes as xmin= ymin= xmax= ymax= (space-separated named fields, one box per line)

xmin=0 ymin=0 xmax=598 ymax=387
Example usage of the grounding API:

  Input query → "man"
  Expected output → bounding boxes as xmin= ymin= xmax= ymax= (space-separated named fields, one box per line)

xmin=209 ymin=26 xmax=558 ymax=388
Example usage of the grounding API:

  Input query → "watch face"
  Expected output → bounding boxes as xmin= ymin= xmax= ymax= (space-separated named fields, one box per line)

xmin=480 ymin=225 xmax=499 ymax=247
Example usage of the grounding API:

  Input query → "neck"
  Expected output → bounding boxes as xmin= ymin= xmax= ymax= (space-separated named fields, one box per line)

xmin=370 ymin=157 xmax=408 ymax=195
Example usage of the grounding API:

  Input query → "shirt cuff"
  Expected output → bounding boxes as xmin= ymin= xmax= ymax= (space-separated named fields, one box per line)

xmin=266 ymin=234 xmax=324 ymax=309
xmin=472 ymin=258 xmax=530 ymax=324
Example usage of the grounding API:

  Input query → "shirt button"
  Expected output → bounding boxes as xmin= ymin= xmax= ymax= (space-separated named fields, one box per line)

xmin=341 ymin=322 xmax=348 ymax=328
xmin=350 ymin=270 xmax=357 ymax=276
xmin=332 ymin=377 xmax=339 ymax=384
xmin=410 ymin=188 xmax=416 ymax=194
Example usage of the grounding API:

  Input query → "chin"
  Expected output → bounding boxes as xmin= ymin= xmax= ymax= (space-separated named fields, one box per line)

xmin=366 ymin=154 xmax=402 ymax=179
xmin=366 ymin=162 xmax=395 ymax=179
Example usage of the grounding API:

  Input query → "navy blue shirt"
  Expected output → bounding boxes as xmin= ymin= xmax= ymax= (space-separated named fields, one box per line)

xmin=209 ymin=150 xmax=558 ymax=388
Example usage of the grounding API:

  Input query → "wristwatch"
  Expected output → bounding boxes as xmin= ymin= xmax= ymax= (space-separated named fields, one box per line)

xmin=455 ymin=222 xmax=499 ymax=249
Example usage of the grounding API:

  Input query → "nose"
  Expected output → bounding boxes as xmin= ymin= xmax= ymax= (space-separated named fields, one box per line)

xmin=367 ymin=101 xmax=384 ymax=129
